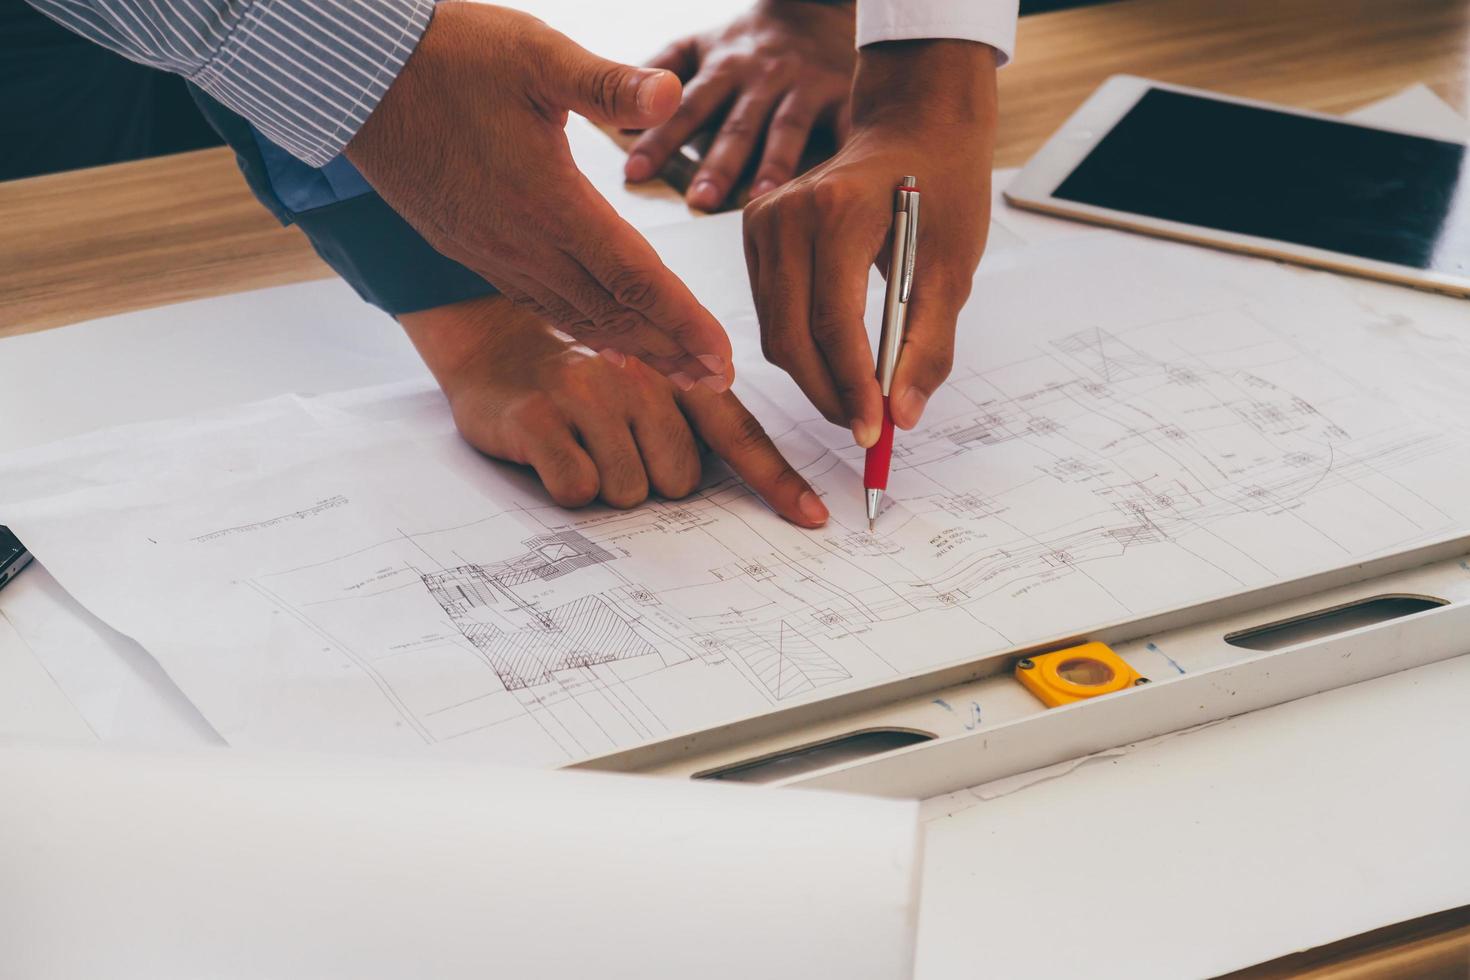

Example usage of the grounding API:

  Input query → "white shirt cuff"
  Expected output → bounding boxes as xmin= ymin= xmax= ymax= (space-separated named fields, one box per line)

xmin=856 ymin=0 xmax=1018 ymax=67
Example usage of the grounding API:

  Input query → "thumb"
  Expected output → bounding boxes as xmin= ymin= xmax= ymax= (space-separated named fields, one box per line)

xmin=551 ymin=43 xmax=682 ymax=129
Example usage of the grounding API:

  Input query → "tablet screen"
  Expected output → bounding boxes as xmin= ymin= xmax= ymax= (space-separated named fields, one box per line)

xmin=1053 ymin=88 xmax=1470 ymax=277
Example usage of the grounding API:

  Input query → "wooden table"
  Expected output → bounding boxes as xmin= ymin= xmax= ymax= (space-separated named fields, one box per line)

xmin=2 ymin=1 xmax=1468 ymax=973
xmin=2 ymin=0 xmax=1467 ymax=337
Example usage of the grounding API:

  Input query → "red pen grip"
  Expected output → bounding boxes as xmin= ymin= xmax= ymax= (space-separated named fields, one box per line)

xmin=863 ymin=398 xmax=895 ymax=491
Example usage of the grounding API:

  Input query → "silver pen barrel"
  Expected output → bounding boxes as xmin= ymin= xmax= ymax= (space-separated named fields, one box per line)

xmin=874 ymin=176 xmax=919 ymax=397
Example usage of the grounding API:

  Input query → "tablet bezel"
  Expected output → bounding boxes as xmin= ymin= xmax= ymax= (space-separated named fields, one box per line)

xmin=1004 ymin=75 xmax=1470 ymax=298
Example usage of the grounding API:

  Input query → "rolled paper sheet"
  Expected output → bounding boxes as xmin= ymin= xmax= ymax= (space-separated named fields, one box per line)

xmin=0 ymin=744 xmax=921 ymax=979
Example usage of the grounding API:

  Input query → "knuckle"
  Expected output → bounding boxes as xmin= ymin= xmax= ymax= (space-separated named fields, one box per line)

xmin=547 ymin=460 xmax=598 ymax=508
xmin=754 ymin=167 xmax=791 ymax=189
xmin=718 ymin=114 xmax=757 ymax=137
xmin=658 ymin=428 xmax=703 ymax=499
xmin=603 ymin=269 xmax=657 ymax=311
xmin=696 ymin=162 xmax=736 ymax=186
xmin=946 ymin=276 xmax=976 ymax=310
xmin=810 ymin=176 xmax=854 ymax=217
xmin=754 ymin=53 xmax=783 ymax=75
xmin=587 ymin=64 xmax=628 ymax=114
xmin=671 ymin=96 xmax=710 ymax=125
xmin=506 ymin=392 xmax=557 ymax=428
xmin=563 ymin=315 xmax=599 ymax=339
xmin=768 ymin=111 xmax=809 ymax=134
xmin=817 ymin=402 xmax=848 ymax=428
xmin=600 ymin=473 xmax=650 ymax=509
xmin=760 ymin=330 xmax=793 ymax=368
xmin=731 ymin=413 xmax=771 ymax=454
xmin=915 ymin=344 xmax=955 ymax=383
xmin=594 ymin=308 xmax=643 ymax=337
xmin=743 ymin=195 xmax=776 ymax=226
xmin=552 ymin=480 xmax=599 ymax=509
xmin=541 ymin=351 xmax=598 ymax=390
xmin=771 ymin=190 xmax=808 ymax=223
xmin=465 ymin=231 xmax=517 ymax=268
xmin=808 ymin=310 xmax=848 ymax=346
xmin=665 ymin=468 xmax=701 ymax=500
xmin=505 ymin=289 xmax=542 ymax=315
xmin=770 ymin=463 xmax=807 ymax=494
xmin=833 ymin=374 xmax=871 ymax=405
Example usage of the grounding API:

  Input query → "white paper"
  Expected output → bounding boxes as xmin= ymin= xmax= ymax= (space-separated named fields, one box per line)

xmin=0 ymin=564 xmax=218 ymax=745
xmin=1345 ymin=82 xmax=1470 ymax=140
xmin=0 ymin=743 xmax=921 ymax=980
xmin=0 ymin=610 xmax=93 ymax=742
xmin=5 ymin=223 xmax=1470 ymax=765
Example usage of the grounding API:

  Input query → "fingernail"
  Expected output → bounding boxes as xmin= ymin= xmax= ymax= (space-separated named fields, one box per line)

xmin=697 ymin=374 xmax=730 ymax=393
xmin=696 ymin=354 xmax=726 ymax=374
xmin=852 ymin=420 xmax=878 ymax=448
xmin=624 ymin=153 xmax=654 ymax=182
xmin=635 ymin=70 xmax=665 ymax=114
xmin=899 ymin=388 xmax=929 ymax=427
xmin=690 ymin=179 xmax=721 ymax=210
xmin=797 ymin=490 xmax=829 ymax=525
xmin=752 ymin=179 xmax=778 ymax=197
xmin=669 ymin=372 xmax=696 ymax=392
xmin=599 ymin=348 xmax=627 ymax=367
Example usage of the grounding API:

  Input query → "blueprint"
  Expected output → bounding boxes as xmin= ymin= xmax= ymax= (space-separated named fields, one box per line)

xmin=5 ymin=230 xmax=1470 ymax=764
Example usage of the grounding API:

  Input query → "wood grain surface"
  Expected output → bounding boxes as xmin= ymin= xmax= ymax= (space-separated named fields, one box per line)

xmin=2 ymin=0 xmax=1466 ymax=336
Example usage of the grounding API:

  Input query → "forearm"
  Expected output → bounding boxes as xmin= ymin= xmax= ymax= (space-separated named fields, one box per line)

xmin=25 ymin=0 xmax=433 ymax=166
xmin=852 ymin=39 xmax=998 ymax=129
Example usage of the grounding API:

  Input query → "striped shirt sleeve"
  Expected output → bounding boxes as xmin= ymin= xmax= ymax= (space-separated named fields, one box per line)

xmin=24 ymin=0 xmax=435 ymax=166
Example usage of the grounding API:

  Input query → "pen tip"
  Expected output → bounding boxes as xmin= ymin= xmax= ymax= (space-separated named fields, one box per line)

xmin=868 ymin=519 xmax=876 ymax=533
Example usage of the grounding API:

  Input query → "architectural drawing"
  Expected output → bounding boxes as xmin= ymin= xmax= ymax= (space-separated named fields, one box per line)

xmin=237 ymin=272 xmax=1463 ymax=764
xmin=18 ymin=232 xmax=1467 ymax=765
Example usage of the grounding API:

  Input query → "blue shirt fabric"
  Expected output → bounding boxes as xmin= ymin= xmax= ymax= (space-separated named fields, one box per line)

xmin=190 ymin=86 xmax=495 ymax=315
xmin=252 ymin=133 xmax=374 ymax=214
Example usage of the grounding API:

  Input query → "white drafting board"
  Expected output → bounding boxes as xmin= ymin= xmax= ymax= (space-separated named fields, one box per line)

xmin=916 ymin=654 xmax=1470 ymax=980
xmin=4 ymin=217 xmax=1469 ymax=763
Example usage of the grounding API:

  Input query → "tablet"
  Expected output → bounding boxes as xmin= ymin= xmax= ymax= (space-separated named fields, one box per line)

xmin=1005 ymin=76 xmax=1470 ymax=297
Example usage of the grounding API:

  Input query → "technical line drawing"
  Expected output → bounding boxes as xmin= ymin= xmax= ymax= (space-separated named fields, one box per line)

xmin=236 ymin=308 xmax=1463 ymax=763
xmin=723 ymin=620 xmax=852 ymax=700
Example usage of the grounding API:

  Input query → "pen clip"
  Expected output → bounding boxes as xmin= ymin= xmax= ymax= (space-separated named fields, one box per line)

xmin=899 ymin=189 xmax=919 ymax=304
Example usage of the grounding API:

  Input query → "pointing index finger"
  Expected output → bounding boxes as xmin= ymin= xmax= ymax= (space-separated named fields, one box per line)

xmin=679 ymin=387 xmax=829 ymax=528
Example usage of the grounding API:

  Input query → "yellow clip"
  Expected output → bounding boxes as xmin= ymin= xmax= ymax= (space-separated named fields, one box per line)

xmin=1015 ymin=641 xmax=1146 ymax=707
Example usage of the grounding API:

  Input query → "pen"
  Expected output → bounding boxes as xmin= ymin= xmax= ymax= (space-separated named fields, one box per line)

xmin=865 ymin=176 xmax=920 ymax=532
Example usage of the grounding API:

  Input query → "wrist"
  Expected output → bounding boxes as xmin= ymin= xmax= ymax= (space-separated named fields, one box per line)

xmin=851 ymin=39 xmax=997 ymax=131
xmin=400 ymin=296 xmax=550 ymax=396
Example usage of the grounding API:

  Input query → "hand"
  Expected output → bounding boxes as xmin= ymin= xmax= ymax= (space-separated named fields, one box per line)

xmin=399 ymin=296 xmax=830 ymax=528
xmin=742 ymin=41 xmax=997 ymax=445
xmin=624 ymin=0 xmax=856 ymax=211
xmin=346 ymin=2 xmax=732 ymax=391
